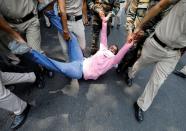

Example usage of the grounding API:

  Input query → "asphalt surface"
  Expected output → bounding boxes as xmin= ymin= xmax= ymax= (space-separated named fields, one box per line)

xmin=0 ymin=13 xmax=186 ymax=131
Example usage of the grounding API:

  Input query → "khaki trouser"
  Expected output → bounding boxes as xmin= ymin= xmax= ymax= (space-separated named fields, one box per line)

xmin=0 ymin=71 xmax=36 ymax=115
xmin=58 ymin=19 xmax=86 ymax=61
xmin=10 ymin=16 xmax=42 ymax=52
xmin=180 ymin=65 xmax=186 ymax=75
xmin=129 ymin=36 xmax=181 ymax=111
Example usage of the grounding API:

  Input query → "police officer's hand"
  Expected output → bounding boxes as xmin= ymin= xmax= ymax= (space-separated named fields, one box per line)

xmin=127 ymin=32 xmax=133 ymax=43
xmin=11 ymin=32 xmax=26 ymax=44
xmin=99 ymin=11 xmax=105 ymax=19
xmin=127 ymin=28 xmax=144 ymax=43
xmin=63 ymin=30 xmax=71 ymax=41
xmin=83 ymin=15 xmax=89 ymax=26
xmin=133 ymin=28 xmax=144 ymax=40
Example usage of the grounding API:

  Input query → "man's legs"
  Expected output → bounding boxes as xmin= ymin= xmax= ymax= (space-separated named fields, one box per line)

xmin=0 ymin=73 xmax=27 ymax=115
xmin=71 ymin=20 xmax=86 ymax=51
xmin=129 ymin=37 xmax=181 ymax=122
xmin=127 ymin=38 xmax=156 ymax=86
xmin=137 ymin=55 xmax=180 ymax=111
xmin=1 ymin=72 xmax=36 ymax=85
xmin=0 ymin=71 xmax=35 ymax=129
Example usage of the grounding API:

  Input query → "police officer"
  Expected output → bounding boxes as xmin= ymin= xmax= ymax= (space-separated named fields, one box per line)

xmin=126 ymin=0 xmax=184 ymax=122
xmin=57 ymin=0 xmax=88 ymax=61
xmin=56 ymin=0 xmax=88 ymax=96
xmin=116 ymin=0 xmax=172 ymax=74
xmin=0 ymin=0 xmax=43 ymax=52
xmin=87 ymin=0 xmax=120 ymax=55
xmin=0 ymin=70 xmax=36 ymax=129
xmin=0 ymin=0 xmax=54 ymax=80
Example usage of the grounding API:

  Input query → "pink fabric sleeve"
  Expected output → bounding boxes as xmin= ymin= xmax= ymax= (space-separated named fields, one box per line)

xmin=100 ymin=20 xmax=108 ymax=48
xmin=112 ymin=42 xmax=133 ymax=65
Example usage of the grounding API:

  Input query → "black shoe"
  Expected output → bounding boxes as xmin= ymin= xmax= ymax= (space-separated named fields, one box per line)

xmin=35 ymin=73 xmax=45 ymax=89
xmin=11 ymin=104 xmax=31 ymax=129
xmin=134 ymin=102 xmax=144 ymax=122
xmin=125 ymin=74 xmax=133 ymax=87
xmin=173 ymin=70 xmax=186 ymax=78
xmin=44 ymin=68 xmax=55 ymax=78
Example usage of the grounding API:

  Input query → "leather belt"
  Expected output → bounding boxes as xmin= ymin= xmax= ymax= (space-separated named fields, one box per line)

xmin=152 ymin=33 xmax=180 ymax=50
xmin=67 ymin=15 xmax=82 ymax=21
xmin=4 ymin=12 xmax=35 ymax=24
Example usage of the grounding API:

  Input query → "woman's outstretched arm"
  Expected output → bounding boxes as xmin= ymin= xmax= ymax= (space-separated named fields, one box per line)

xmin=112 ymin=42 xmax=133 ymax=65
xmin=100 ymin=20 xmax=108 ymax=49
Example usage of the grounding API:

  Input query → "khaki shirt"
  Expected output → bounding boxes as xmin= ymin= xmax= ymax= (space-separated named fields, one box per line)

xmin=65 ymin=0 xmax=83 ymax=16
xmin=0 ymin=0 xmax=37 ymax=19
xmin=155 ymin=0 xmax=186 ymax=48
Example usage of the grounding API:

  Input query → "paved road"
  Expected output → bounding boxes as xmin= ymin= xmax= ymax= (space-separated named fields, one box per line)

xmin=1 ymin=14 xmax=186 ymax=131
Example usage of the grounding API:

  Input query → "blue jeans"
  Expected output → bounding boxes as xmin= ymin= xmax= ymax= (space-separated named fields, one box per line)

xmin=50 ymin=34 xmax=84 ymax=79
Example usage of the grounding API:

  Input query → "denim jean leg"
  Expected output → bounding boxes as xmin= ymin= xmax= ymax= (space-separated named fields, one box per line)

xmin=68 ymin=34 xmax=84 ymax=62
xmin=49 ymin=59 xmax=83 ymax=79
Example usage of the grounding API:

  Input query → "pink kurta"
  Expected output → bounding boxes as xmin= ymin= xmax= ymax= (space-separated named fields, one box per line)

xmin=83 ymin=21 xmax=133 ymax=80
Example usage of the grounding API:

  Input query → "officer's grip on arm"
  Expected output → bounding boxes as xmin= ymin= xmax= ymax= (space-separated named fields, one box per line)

xmin=0 ymin=17 xmax=26 ymax=44
xmin=58 ymin=0 xmax=71 ymax=41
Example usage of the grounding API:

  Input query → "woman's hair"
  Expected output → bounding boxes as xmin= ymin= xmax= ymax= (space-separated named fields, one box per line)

xmin=109 ymin=44 xmax=119 ymax=55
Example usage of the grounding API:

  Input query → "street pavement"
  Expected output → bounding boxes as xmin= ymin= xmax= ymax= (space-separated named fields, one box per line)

xmin=0 ymin=13 xmax=186 ymax=131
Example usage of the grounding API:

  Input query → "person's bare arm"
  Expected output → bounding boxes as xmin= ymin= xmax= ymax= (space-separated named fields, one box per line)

xmin=82 ymin=0 xmax=88 ymax=25
xmin=58 ymin=0 xmax=70 ymax=41
xmin=0 ymin=17 xmax=26 ymax=43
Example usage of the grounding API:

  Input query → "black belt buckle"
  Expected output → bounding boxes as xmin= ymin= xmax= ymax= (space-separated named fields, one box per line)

xmin=67 ymin=15 xmax=82 ymax=21
xmin=4 ymin=12 xmax=35 ymax=24
xmin=14 ymin=19 xmax=23 ymax=23
xmin=68 ymin=15 xmax=76 ymax=21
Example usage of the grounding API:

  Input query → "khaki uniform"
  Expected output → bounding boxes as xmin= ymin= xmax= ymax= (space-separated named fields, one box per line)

xmin=57 ymin=0 xmax=86 ymax=61
xmin=87 ymin=0 xmax=120 ymax=54
xmin=0 ymin=71 xmax=35 ymax=115
xmin=128 ymin=0 xmax=185 ymax=111
xmin=0 ymin=0 xmax=42 ymax=52
xmin=117 ymin=0 xmax=173 ymax=75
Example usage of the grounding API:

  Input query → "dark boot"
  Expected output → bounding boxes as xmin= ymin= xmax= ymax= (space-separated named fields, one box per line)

xmin=134 ymin=102 xmax=144 ymax=122
xmin=173 ymin=70 xmax=186 ymax=78
xmin=34 ymin=72 xmax=45 ymax=89
xmin=11 ymin=104 xmax=31 ymax=129
xmin=125 ymin=71 xmax=133 ymax=87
